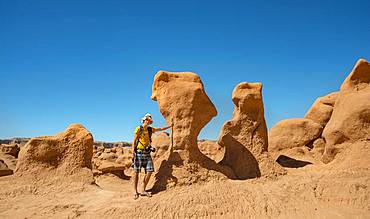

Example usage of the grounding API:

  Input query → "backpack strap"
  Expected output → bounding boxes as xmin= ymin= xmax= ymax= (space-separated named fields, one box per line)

xmin=148 ymin=127 xmax=152 ymax=143
xmin=139 ymin=125 xmax=143 ymax=136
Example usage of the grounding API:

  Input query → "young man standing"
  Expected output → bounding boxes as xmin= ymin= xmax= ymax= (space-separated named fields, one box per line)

xmin=132 ymin=113 xmax=172 ymax=199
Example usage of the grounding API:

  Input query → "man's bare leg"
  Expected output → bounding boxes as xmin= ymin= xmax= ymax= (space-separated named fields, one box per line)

xmin=142 ymin=172 xmax=152 ymax=196
xmin=133 ymin=172 xmax=139 ymax=199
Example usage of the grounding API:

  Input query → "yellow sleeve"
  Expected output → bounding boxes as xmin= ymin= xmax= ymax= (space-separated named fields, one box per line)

xmin=134 ymin=126 xmax=141 ymax=135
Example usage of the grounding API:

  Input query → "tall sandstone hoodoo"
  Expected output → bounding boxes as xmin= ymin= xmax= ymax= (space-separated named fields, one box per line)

xmin=15 ymin=124 xmax=94 ymax=183
xmin=218 ymin=82 xmax=285 ymax=179
xmin=151 ymin=71 xmax=235 ymax=191
xmin=322 ymin=59 xmax=370 ymax=163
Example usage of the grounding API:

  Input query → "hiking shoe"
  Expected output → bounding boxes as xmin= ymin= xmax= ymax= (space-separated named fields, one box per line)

xmin=141 ymin=191 xmax=152 ymax=197
xmin=133 ymin=193 xmax=140 ymax=200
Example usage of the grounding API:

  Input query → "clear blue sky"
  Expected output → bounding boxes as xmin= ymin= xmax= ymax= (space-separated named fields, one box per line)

xmin=1 ymin=0 xmax=369 ymax=142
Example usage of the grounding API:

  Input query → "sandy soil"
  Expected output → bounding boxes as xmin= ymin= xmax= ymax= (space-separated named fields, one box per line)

xmin=1 ymin=142 xmax=369 ymax=219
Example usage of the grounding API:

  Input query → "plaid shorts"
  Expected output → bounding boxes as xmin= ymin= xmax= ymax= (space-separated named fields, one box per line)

xmin=132 ymin=152 xmax=154 ymax=173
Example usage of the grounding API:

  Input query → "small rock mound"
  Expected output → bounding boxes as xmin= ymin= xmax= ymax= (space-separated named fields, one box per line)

xmin=268 ymin=110 xmax=327 ymax=166
xmin=0 ymin=143 xmax=20 ymax=174
xmin=269 ymin=118 xmax=323 ymax=152
xmin=0 ymin=160 xmax=13 ymax=176
xmin=0 ymin=143 xmax=20 ymax=158
xmin=92 ymin=146 xmax=132 ymax=177
xmin=15 ymin=124 xmax=94 ymax=183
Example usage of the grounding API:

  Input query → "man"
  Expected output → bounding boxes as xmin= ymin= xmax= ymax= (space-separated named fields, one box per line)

xmin=132 ymin=113 xmax=172 ymax=199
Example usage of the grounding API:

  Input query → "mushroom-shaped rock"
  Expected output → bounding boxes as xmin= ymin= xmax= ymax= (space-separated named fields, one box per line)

xmin=305 ymin=92 xmax=339 ymax=126
xmin=151 ymin=71 xmax=217 ymax=151
xmin=218 ymin=82 xmax=285 ymax=179
xmin=322 ymin=59 xmax=370 ymax=163
xmin=151 ymin=71 xmax=235 ymax=191
xmin=15 ymin=124 xmax=94 ymax=183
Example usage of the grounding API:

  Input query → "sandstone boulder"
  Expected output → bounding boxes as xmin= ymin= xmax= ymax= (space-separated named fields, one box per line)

xmin=218 ymin=82 xmax=285 ymax=179
xmin=15 ymin=124 xmax=94 ymax=183
xmin=269 ymin=118 xmax=323 ymax=153
xmin=98 ymin=152 xmax=118 ymax=162
xmin=92 ymin=146 xmax=133 ymax=175
xmin=0 ymin=143 xmax=20 ymax=158
xmin=151 ymin=71 xmax=235 ymax=191
xmin=0 ymin=159 xmax=13 ymax=176
xmin=0 ymin=153 xmax=17 ymax=171
xmin=312 ymin=138 xmax=326 ymax=154
xmin=115 ymin=147 xmax=133 ymax=169
xmin=305 ymin=92 xmax=339 ymax=126
xmin=322 ymin=59 xmax=370 ymax=163
xmin=97 ymin=160 xmax=126 ymax=172
xmin=115 ymin=153 xmax=132 ymax=168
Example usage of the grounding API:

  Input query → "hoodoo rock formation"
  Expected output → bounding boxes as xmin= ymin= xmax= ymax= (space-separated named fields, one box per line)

xmin=15 ymin=124 xmax=94 ymax=183
xmin=151 ymin=71 xmax=235 ymax=191
xmin=267 ymin=58 xmax=370 ymax=167
xmin=322 ymin=59 xmax=370 ymax=163
xmin=218 ymin=82 xmax=285 ymax=179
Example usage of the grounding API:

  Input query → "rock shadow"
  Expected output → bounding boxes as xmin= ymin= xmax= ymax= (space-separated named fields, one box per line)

xmin=276 ymin=155 xmax=312 ymax=168
xmin=218 ymin=133 xmax=261 ymax=179
xmin=151 ymin=152 xmax=181 ymax=194
xmin=111 ymin=170 xmax=131 ymax=180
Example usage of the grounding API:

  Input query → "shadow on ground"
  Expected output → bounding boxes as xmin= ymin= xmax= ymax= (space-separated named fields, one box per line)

xmin=276 ymin=155 xmax=312 ymax=168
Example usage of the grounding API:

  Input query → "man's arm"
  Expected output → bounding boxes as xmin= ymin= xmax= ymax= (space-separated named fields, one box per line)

xmin=153 ymin=124 xmax=173 ymax=133
xmin=132 ymin=133 xmax=139 ymax=155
